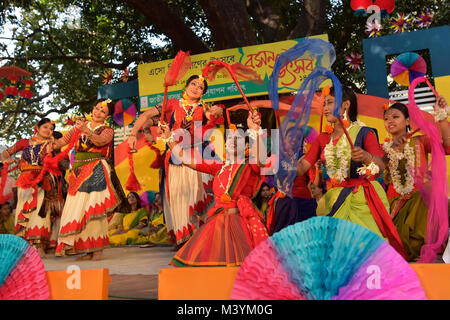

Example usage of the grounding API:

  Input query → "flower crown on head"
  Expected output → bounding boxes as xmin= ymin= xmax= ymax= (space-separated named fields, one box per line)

xmin=382 ymin=101 xmax=395 ymax=111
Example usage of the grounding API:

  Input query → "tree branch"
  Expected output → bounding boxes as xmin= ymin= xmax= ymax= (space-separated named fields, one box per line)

xmin=288 ymin=0 xmax=327 ymax=39
xmin=198 ymin=0 xmax=258 ymax=49
xmin=0 ymin=53 xmax=153 ymax=70
xmin=125 ymin=0 xmax=210 ymax=54
xmin=246 ymin=0 xmax=281 ymax=43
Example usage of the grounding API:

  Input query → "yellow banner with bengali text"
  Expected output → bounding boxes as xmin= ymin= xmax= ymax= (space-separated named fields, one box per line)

xmin=138 ymin=34 xmax=329 ymax=110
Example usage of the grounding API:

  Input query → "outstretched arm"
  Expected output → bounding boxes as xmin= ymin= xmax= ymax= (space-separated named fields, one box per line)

xmin=128 ymin=106 xmax=162 ymax=150
xmin=159 ymin=126 xmax=197 ymax=170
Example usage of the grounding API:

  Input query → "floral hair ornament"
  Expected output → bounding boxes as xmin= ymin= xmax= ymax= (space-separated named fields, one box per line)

xmin=321 ymin=86 xmax=330 ymax=97
xmin=197 ymin=75 xmax=205 ymax=83
xmin=101 ymin=98 xmax=112 ymax=107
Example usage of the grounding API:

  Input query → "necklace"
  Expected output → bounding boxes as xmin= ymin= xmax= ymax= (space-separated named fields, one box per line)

xmin=80 ymin=121 xmax=104 ymax=147
xmin=383 ymin=138 xmax=415 ymax=196
xmin=179 ymin=98 xmax=197 ymax=122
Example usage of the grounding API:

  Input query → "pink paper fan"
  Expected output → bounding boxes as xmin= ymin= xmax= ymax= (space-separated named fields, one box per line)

xmin=0 ymin=246 xmax=50 ymax=300
xmin=333 ymin=242 xmax=427 ymax=300
xmin=231 ymin=239 xmax=306 ymax=300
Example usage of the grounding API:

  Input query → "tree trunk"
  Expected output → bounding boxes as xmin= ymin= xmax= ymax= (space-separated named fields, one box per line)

xmin=125 ymin=0 xmax=209 ymax=54
xmin=289 ymin=0 xmax=327 ymax=39
xmin=246 ymin=0 xmax=281 ymax=43
xmin=198 ymin=0 xmax=258 ymax=50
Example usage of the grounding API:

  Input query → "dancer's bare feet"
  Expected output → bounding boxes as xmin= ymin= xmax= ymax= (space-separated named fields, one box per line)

xmin=91 ymin=251 xmax=102 ymax=261
xmin=75 ymin=253 xmax=93 ymax=261
xmin=171 ymin=242 xmax=185 ymax=252
xmin=37 ymin=247 xmax=46 ymax=258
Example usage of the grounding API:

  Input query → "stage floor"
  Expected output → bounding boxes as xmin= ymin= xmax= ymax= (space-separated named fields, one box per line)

xmin=42 ymin=245 xmax=175 ymax=300
xmin=41 ymin=245 xmax=446 ymax=300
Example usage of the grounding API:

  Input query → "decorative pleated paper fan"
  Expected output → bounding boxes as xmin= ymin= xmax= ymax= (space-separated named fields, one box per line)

xmin=0 ymin=234 xmax=50 ymax=300
xmin=113 ymin=98 xmax=137 ymax=127
xmin=391 ymin=52 xmax=427 ymax=87
xmin=231 ymin=217 xmax=427 ymax=300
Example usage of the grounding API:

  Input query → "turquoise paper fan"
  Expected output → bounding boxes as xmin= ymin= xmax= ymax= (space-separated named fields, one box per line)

xmin=231 ymin=217 xmax=427 ymax=300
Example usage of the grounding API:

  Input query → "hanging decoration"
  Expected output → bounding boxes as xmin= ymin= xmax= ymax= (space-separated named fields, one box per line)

xmin=374 ymin=0 xmax=395 ymax=17
xmin=120 ymin=68 xmax=129 ymax=82
xmin=390 ymin=13 xmax=413 ymax=33
xmin=4 ymin=76 xmax=19 ymax=98
xmin=415 ymin=10 xmax=433 ymax=29
xmin=365 ymin=20 xmax=382 ymax=37
xmin=345 ymin=52 xmax=363 ymax=71
xmin=102 ymin=70 xmax=113 ymax=85
xmin=19 ymin=79 xmax=34 ymax=100
xmin=113 ymin=98 xmax=137 ymax=127
xmin=350 ymin=0 xmax=372 ymax=16
xmin=390 ymin=52 xmax=427 ymax=87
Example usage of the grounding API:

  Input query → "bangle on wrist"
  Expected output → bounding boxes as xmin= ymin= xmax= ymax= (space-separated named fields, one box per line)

xmin=248 ymin=127 xmax=263 ymax=140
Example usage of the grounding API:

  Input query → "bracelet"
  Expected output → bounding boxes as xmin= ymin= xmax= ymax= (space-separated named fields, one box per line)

xmin=434 ymin=106 xmax=450 ymax=122
xmin=248 ymin=127 xmax=263 ymax=140
xmin=357 ymin=161 xmax=380 ymax=177
xmin=158 ymin=132 xmax=174 ymax=144
xmin=129 ymin=133 xmax=136 ymax=137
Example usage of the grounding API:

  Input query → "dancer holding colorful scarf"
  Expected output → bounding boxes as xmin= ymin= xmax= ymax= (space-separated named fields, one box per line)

xmin=53 ymin=99 xmax=129 ymax=260
xmin=1 ymin=118 xmax=63 ymax=257
xmin=383 ymin=97 xmax=450 ymax=261
xmin=166 ymin=110 xmax=269 ymax=267
xmin=297 ymin=86 xmax=408 ymax=259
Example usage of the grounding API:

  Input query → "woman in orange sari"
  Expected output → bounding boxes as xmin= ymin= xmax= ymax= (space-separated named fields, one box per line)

xmin=162 ymin=111 xmax=269 ymax=267
xmin=128 ymin=75 xmax=224 ymax=250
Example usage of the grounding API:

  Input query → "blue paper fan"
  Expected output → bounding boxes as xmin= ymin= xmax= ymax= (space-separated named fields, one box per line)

xmin=0 ymin=234 xmax=50 ymax=300
xmin=231 ymin=217 xmax=427 ymax=300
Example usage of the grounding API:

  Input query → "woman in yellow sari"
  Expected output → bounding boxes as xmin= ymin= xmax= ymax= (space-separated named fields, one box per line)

xmin=109 ymin=192 xmax=149 ymax=246
xmin=136 ymin=192 xmax=169 ymax=246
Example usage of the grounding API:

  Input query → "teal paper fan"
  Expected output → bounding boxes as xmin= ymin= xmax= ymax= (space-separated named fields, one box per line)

xmin=231 ymin=217 xmax=427 ymax=300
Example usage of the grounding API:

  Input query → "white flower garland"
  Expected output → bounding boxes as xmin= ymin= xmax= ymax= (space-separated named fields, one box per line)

xmin=324 ymin=134 xmax=351 ymax=183
xmin=383 ymin=139 xmax=415 ymax=196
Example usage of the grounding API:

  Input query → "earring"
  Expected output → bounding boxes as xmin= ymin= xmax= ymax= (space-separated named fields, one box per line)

xmin=324 ymin=122 xmax=334 ymax=134
xmin=384 ymin=133 xmax=392 ymax=143
xmin=342 ymin=109 xmax=350 ymax=128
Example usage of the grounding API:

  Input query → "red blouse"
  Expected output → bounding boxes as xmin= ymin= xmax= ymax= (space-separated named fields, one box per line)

xmin=304 ymin=131 xmax=384 ymax=167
